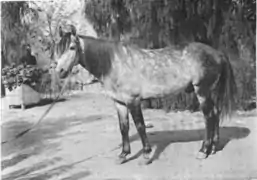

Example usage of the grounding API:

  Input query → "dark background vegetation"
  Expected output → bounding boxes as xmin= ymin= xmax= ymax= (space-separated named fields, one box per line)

xmin=1 ymin=0 xmax=256 ymax=111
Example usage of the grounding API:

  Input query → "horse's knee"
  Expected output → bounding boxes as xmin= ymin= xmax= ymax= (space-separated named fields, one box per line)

xmin=199 ymin=98 xmax=215 ymax=117
xmin=135 ymin=122 xmax=145 ymax=131
xmin=120 ymin=123 xmax=129 ymax=135
xmin=115 ymin=102 xmax=129 ymax=128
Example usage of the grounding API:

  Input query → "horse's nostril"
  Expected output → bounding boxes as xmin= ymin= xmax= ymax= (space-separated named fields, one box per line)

xmin=60 ymin=68 xmax=64 ymax=73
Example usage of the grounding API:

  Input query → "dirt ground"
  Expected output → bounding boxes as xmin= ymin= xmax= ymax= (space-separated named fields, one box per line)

xmin=1 ymin=92 xmax=257 ymax=180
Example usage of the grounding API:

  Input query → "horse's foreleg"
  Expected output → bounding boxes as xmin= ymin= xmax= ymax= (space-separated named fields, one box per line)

xmin=129 ymin=100 xmax=152 ymax=163
xmin=195 ymin=94 xmax=216 ymax=159
xmin=115 ymin=102 xmax=130 ymax=164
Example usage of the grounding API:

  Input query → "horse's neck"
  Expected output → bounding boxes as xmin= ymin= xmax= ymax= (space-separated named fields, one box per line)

xmin=79 ymin=61 xmax=103 ymax=81
xmin=77 ymin=38 xmax=92 ymax=75
xmin=78 ymin=39 xmax=113 ymax=80
xmin=79 ymin=59 xmax=111 ymax=81
xmin=78 ymin=57 xmax=91 ymax=74
xmin=78 ymin=60 xmax=91 ymax=74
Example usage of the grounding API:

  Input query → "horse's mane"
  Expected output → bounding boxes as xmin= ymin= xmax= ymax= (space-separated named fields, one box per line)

xmin=77 ymin=35 xmax=127 ymax=56
xmin=54 ymin=33 xmax=154 ymax=63
xmin=53 ymin=32 xmax=86 ymax=59
xmin=56 ymin=33 xmax=72 ymax=55
xmin=77 ymin=35 xmax=144 ymax=56
xmin=55 ymin=32 xmax=186 ymax=58
xmin=78 ymin=35 xmax=118 ymax=43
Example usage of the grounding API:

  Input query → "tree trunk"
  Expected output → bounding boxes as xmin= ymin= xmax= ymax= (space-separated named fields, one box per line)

xmin=110 ymin=19 xmax=120 ymax=41
xmin=1 ymin=50 xmax=6 ymax=97
xmin=1 ymin=81 xmax=5 ymax=98
xmin=151 ymin=2 xmax=160 ymax=48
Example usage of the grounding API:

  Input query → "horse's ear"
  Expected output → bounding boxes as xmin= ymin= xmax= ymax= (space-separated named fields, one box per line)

xmin=70 ymin=25 xmax=77 ymax=36
xmin=59 ymin=26 xmax=63 ymax=37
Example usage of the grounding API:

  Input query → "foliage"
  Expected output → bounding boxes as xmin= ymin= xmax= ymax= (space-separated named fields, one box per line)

xmin=30 ymin=1 xmax=71 ymax=55
xmin=1 ymin=1 xmax=96 ymax=98
xmin=1 ymin=1 xmax=73 ymax=67
xmin=86 ymin=0 xmax=255 ymax=47
xmin=1 ymin=1 xmax=40 ymax=66
xmin=1 ymin=1 xmax=38 ymax=30
xmin=2 ymin=64 xmax=43 ymax=91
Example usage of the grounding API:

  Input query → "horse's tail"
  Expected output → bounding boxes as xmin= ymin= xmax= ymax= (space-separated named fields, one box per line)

xmin=215 ymin=54 xmax=237 ymax=123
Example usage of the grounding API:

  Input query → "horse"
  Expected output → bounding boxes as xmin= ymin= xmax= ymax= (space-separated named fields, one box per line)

xmin=54 ymin=25 xmax=237 ymax=164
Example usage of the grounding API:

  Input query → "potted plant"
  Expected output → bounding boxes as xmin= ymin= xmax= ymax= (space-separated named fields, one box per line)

xmin=2 ymin=63 xmax=43 ymax=110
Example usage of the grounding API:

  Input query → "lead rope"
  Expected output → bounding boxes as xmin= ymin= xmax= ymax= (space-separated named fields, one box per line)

xmin=2 ymin=72 xmax=122 ymax=166
xmin=2 ymin=39 xmax=122 ymax=165
xmin=1 ymin=72 xmax=73 ymax=145
xmin=1 ymin=72 xmax=104 ymax=145
xmin=1 ymin=71 xmax=120 ymax=153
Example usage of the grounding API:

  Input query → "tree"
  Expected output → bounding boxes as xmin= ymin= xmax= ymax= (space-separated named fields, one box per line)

xmin=1 ymin=1 xmax=39 ymax=97
xmin=1 ymin=1 xmax=39 ymax=66
xmin=1 ymin=1 xmax=75 ymax=67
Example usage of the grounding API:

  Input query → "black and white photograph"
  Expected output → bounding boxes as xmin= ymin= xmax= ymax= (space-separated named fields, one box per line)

xmin=1 ymin=0 xmax=256 ymax=179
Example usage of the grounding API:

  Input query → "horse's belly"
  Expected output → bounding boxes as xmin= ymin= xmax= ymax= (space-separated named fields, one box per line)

xmin=141 ymin=78 xmax=190 ymax=99
xmin=103 ymin=64 xmax=192 ymax=103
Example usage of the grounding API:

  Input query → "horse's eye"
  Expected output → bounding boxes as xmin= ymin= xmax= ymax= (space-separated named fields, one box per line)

xmin=70 ymin=46 xmax=75 ymax=50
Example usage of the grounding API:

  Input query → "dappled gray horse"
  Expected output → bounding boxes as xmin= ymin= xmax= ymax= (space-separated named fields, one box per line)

xmin=54 ymin=25 xmax=236 ymax=164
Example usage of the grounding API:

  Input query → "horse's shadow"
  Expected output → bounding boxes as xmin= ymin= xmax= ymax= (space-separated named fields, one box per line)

xmin=126 ymin=126 xmax=250 ymax=162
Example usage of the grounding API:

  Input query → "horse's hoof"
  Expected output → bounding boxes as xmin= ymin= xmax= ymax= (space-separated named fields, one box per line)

xmin=116 ymin=156 xmax=127 ymax=164
xmin=138 ymin=149 xmax=154 ymax=165
xmin=210 ymin=146 xmax=219 ymax=154
xmin=210 ymin=148 xmax=216 ymax=155
xmin=138 ymin=158 xmax=152 ymax=165
xmin=211 ymin=143 xmax=219 ymax=155
xmin=196 ymin=151 xmax=208 ymax=159
xmin=138 ymin=155 xmax=152 ymax=165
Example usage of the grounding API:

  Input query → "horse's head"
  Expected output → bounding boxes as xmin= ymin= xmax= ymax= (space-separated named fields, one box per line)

xmin=55 ymin=25 xmax=81 ymax=79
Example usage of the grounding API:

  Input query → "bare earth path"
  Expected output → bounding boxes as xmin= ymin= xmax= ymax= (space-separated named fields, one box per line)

xmin=1 ymin=92 xmax=257 ymax=180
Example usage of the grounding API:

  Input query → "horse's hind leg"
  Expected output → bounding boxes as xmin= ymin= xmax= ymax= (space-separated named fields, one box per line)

xmin=211 ymin=113 xmax=220 ymax=154
xmin=115 ymin=102 xmax=131 ymax=164
xmin=129 ymin=99 xmax=152 ymax=164
xmin=195 ymin=87 xmax=216 ymax=159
